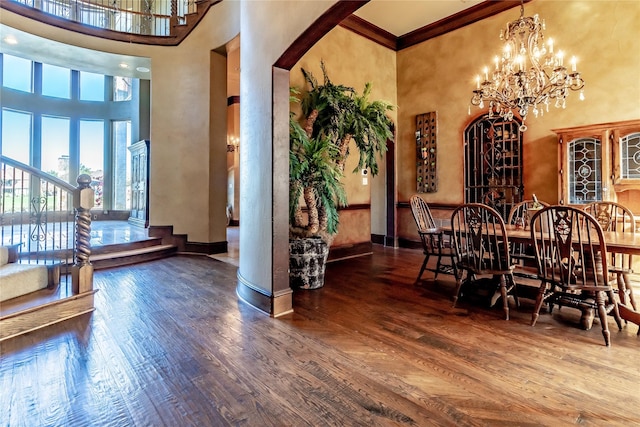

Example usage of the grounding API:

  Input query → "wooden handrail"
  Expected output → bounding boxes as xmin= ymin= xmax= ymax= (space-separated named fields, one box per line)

xmin=1 ymin=155 xmax=75 ymax=193
xmin=1 ymin=154 xmax=94 ymax=294
xmin=0 ymin=156 xmax=96 ymax=341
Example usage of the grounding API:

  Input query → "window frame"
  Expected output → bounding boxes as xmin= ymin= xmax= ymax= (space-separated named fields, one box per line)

xmin=0 ymin=53 xmax=142 ymax=212
xmin=1 ymin=54 xmax=33 ymax=93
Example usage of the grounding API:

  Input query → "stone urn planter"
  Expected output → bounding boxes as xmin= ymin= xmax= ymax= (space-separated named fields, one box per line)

xmin=289 ymin=237 xmax=329 ymax=290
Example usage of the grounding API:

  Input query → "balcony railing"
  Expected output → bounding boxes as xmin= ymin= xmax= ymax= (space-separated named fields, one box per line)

xmin=6 ymin=0 xmax=200 ymax=37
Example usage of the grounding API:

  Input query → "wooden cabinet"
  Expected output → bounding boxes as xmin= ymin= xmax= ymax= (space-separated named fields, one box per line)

xmin=128 ymin=139 xmax=149 ymax=227
xmin=554 ymin=120 xmax=640 ymax=205
xmin=464 ymin=115 xmax=524 ymax=220
xmin=611 ymin=121 xmax=640 ymax=192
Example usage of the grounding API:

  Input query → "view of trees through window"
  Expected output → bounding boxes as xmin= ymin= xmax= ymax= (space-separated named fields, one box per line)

xmin=0 ymin=53 xmax=140 ymax=211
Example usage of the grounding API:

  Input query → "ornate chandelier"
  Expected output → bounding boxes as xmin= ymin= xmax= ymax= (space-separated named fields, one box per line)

xmin=470 ymin=0 xmax=585 ymax=131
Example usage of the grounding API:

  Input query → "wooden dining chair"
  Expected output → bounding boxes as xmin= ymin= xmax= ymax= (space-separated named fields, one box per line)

xmin=507 ymin=199 xmax=550 ymax=229
xmin=529 ymin=205 xmax=623 ymax=346
xmin=507 ymin=199 xmax=550 ymax=278
xmin=409 ymin=195 xmax=456 ymax=283
xmin=450 ymin=203 xmax=517 ymax=320
xmin=583 ymin=201 xmax=637 ymax=311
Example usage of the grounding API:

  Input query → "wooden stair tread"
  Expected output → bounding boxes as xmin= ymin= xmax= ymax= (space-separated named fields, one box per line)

xmin=90 ymin=244 xmax=176 ymax=261
xmin=91 ymin=237 xmax=165 ymax=255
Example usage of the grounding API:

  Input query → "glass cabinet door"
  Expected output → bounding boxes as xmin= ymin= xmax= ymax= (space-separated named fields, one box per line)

xmin=568 ymin=137 xmax=602 ymax=204
xmin=618 ymin=131 xmax=640 ymax=181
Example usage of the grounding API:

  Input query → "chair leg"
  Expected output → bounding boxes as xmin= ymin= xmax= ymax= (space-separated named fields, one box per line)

xmin=622 ymin=272 xmax=637 ymax=311
xmin=449 ymin=255 xmax=458 ymax=279
xmin=415 ymin=254 xmax=430 ymax=284
xmin=434 ymin=255 xmax=442 ymax=280
xmin=531 ymin=282 xmax=546 ymax=327
xmin=616 ymin=273 xmax=628 ymax=325
xmin=616 ymin=273 xmax=627 ymax=306
xmin=508 ymin=273 xmax=519 ymax=308
xmin=499 ymin=274 xmax=509 ymax=320
xmin=452 ymin=271 xmax=464 ymax=308
xmin=596 ymin=290 xmax=611 ymax=346
xmin=607 ymin=289 xmax=623 ymax=331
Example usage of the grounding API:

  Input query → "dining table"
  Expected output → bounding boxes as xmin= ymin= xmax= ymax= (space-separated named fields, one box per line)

xmin=441 ymin=223 xmax=640 ymax=332
xmin=503 ymin=225 xmax=640 ymax=255
xmin=504 ymin=224 xmax=640 ymax=331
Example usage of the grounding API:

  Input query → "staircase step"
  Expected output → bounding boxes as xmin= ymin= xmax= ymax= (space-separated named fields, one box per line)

xmin=91 ymin=238 xmax=164 ymax=256
xmin=91 ymin=244 xmax=177 ymax=270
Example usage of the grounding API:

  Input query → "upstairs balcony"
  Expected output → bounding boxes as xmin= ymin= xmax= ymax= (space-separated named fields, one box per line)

xmin=1 ymin=0 xmax=219 ymax=45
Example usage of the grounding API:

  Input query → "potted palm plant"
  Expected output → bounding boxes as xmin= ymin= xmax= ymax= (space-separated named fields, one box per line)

xmin=289 ymin=62 xmax=394 ymax=289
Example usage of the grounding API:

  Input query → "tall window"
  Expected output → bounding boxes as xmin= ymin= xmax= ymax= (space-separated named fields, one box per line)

xmin=113 ymin=120 xmax=132 ymax=210
xmin=1 ymin=53 xmax=145 ymax=212
xmin=2 ymin=55 xmax=32 ymax=93
xmin=41 ymin=116 xmax=70 ymax=179
xmin=1 ymin=109 xmax=31 ymax=164
xmin=42 ymin=63 xmax=71 ymax=99
xmin=80 ymin=71 xmax=105 ymax=101
xmin=114 ymin=76 xmax=132 ymax=101
xmin=80 ymin=120 xmax=105 ymax=207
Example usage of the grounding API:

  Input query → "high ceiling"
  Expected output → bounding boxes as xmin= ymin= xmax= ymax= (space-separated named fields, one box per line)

xmin=0 ymin=0 xmax=488 ymax=78
xmin=354 ymin=0 xmax=483 ymax=37
xmin=0 ymin=23 xmax=152 ymax=79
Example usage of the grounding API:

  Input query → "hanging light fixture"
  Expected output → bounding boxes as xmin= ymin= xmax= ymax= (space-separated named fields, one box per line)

xmin=227 ymin=136 xmax=240 ymax=152
xmin=470 ymin=0 xmax=585 ymax=131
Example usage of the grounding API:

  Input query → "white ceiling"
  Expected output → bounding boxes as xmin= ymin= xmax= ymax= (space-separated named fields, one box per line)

xmin=354 ymin=0 xmax=484 ymax=37
xmin=0 ymin=23 xmax=152 ymax=79
xmin=0 ymin=0 xmax=484 ymax=78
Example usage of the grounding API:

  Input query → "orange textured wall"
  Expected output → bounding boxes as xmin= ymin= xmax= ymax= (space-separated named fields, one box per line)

xmin=396 ymin=0 xmax=640 ymax=241
xmin=290 ymin=26 xmax=397 ymax=248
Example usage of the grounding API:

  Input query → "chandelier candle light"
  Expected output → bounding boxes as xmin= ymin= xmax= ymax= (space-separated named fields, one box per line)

xmin=227 ymin=136 xmax=239 ymax=152
xmin=470 ymin=0 xmax=585 ymax=131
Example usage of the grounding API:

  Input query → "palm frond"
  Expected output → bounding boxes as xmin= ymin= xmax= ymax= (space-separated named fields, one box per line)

xmin=290 ymin=62 xmax=394 ymax=236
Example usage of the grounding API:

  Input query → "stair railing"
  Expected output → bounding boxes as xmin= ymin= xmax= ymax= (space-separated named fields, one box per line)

xmin=0 ymin=155 xmax=94 ymax=293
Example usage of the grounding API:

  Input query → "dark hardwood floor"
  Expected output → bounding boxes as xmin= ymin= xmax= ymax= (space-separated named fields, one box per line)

xmin=1 ymin=246 xmax=639 ymax=426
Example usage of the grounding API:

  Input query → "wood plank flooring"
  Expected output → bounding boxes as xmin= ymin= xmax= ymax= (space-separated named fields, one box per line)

xmin=1 ymin=246 xmax=639 ymax=426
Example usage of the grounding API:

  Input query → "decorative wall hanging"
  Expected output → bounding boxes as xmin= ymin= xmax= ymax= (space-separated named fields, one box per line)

xmin=415 ymin=111 xmax=438 ymax=193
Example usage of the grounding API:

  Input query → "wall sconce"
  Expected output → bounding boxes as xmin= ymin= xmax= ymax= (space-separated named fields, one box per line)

xmin=227 ymin=136 xmax=239 ymax=152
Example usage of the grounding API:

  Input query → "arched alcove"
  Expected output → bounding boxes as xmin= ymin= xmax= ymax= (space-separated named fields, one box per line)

xmin=463 ymin=114 xmax=524 ymax=220
xmin=236 ymin=1 xmax=369 ymax=316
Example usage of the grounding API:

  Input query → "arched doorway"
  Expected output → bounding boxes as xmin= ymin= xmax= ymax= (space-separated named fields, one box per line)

xmin=236 ymin=1 xmax=370 ymax=316
xmin=463 ymin=115 xmax=524 ymax=220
